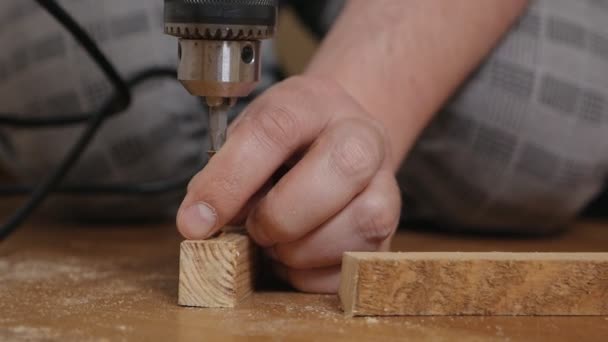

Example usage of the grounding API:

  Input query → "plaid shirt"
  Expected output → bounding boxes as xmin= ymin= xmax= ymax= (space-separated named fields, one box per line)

xmin=0 ymin=0 xmax=605 ymax=229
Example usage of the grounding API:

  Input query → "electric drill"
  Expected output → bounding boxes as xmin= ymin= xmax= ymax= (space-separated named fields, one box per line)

xmin=164 ymin=0 xmax=279 ymax=154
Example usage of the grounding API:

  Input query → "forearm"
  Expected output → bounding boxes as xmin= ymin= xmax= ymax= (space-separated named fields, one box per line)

xmin=306 ymin=0 xmax=529 ymax=169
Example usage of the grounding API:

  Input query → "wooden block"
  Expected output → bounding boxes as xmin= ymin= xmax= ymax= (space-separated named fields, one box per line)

xmin=340 ymin=252 xmax=608 ymax=317
xmin=179 ymin=232 xmax=257 ymax=308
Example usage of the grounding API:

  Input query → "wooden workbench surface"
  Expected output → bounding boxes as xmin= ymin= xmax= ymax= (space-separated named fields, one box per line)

xmin=1 ymin=210 xmax=608 ymax=341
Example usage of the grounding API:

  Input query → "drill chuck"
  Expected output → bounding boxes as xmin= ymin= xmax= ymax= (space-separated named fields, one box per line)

xmin=164 ymin=0 xmax=278 ymax=40
xmin=164 ymin=0 xmax=278 ymax=152
xmin=164 ymin=0 xmax=278 ymax=99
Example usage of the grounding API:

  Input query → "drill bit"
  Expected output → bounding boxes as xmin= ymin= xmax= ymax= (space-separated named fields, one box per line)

xmin=206 ymin=97 xmax=235 ymax=158
xmin=164 ymin=0 xmax=278 ymax=157
xmin=208 ymin=103 xmax=228 ymax=154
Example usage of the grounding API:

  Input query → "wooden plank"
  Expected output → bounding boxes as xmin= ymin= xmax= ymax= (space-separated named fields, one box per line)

xmin=340 ymin=252 xmax=608 ymax=317
xmin=178 ymin=232 xmax=257 ymax=308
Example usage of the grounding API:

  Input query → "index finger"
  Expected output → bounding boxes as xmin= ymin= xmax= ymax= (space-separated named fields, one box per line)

xmin=176 ymin=77 xmax=334 ymax=239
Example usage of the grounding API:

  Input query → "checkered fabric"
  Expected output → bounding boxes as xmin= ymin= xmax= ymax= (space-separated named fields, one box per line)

xmin=399 ymin=0 xmax=608 ymax=232
xmin=0 ymin=0 xmax=605 ymax=230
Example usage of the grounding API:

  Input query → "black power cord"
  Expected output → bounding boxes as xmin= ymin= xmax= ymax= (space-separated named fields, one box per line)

xmin=0 ymin=67 xmax=176 ymax=128
xmin=0 ymin=1 xmax=189 ymax=240
xmin=0 ymin=68 xmax=193 ymax=196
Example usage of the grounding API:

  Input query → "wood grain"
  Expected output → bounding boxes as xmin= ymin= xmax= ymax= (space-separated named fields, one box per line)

xmin=340 ymin=252 xmax=608 ymax=317
xmin=179 ymin=232 xmax=257 ymax=308
xmin=2 ymin=212 xmax=608 ymax=341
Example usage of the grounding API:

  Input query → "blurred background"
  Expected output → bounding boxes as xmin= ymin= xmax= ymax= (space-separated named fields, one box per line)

xmin=0 ymin=2 xmax=324 ymax=223
xmin=0 ymin=1 xmax=605 ymax=228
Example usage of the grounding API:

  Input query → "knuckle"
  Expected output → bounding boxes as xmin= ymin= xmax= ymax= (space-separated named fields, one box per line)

xmin=289 ymin=75 xmax=345 ymax=99
xmin=282 ymin=269 xmax=312 ymax=293
xmin=283 ymin=267 xmax=339 ymax=294
xmin=284 ymin=75 xmax=325 ymax=95
xmin=251 ymin=103 xmax=302 ymax=152
xmin=203 ymin=173 xmax=242 ymax=205
xmin=355 ymin=193 xmax=399 ymax=242
xmin=289 ymin=278 xmax=311 ymax=293
xmin=249 ymin=197 xmax=291 ymax=245
xmin=274 ymin=246 xmax=307 ymax=270
xmin=329 ymin=121 xmax=384 ymax=180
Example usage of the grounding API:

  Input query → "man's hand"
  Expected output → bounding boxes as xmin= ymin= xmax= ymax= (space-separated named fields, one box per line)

xmin=177 ymin=76 xmax=402 ymax=293
xmin=176 ymin=0 xmax=528 ymax=293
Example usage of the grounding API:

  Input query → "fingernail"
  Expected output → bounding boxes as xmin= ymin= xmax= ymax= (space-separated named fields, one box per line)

xmin=180 ymin=202 xmax=217 ymax=239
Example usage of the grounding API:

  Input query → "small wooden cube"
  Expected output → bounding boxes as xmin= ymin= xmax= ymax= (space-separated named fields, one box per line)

xmin=178 ymin=232 xmax=257 ymax=308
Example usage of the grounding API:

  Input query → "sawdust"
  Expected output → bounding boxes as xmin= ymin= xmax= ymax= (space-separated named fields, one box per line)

xmin=61 ymin=297 xmax=91 ymax=306
xmin=0 ymin=253 xmax=168 ymax=330
xmin=0 ymin=325 xmax=105 ymax=342
xmin=0 ymin=257 xmax=110 ymax=283
xmin=0 ymin=325 xmax=59 ymax=340
xmin=115 ymin=324 xmax=132 ymax=332
xmin=365 ymin=317 xmax=379 ymax=324
xmin=495 ymin=325 xmax=504 ymax=337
